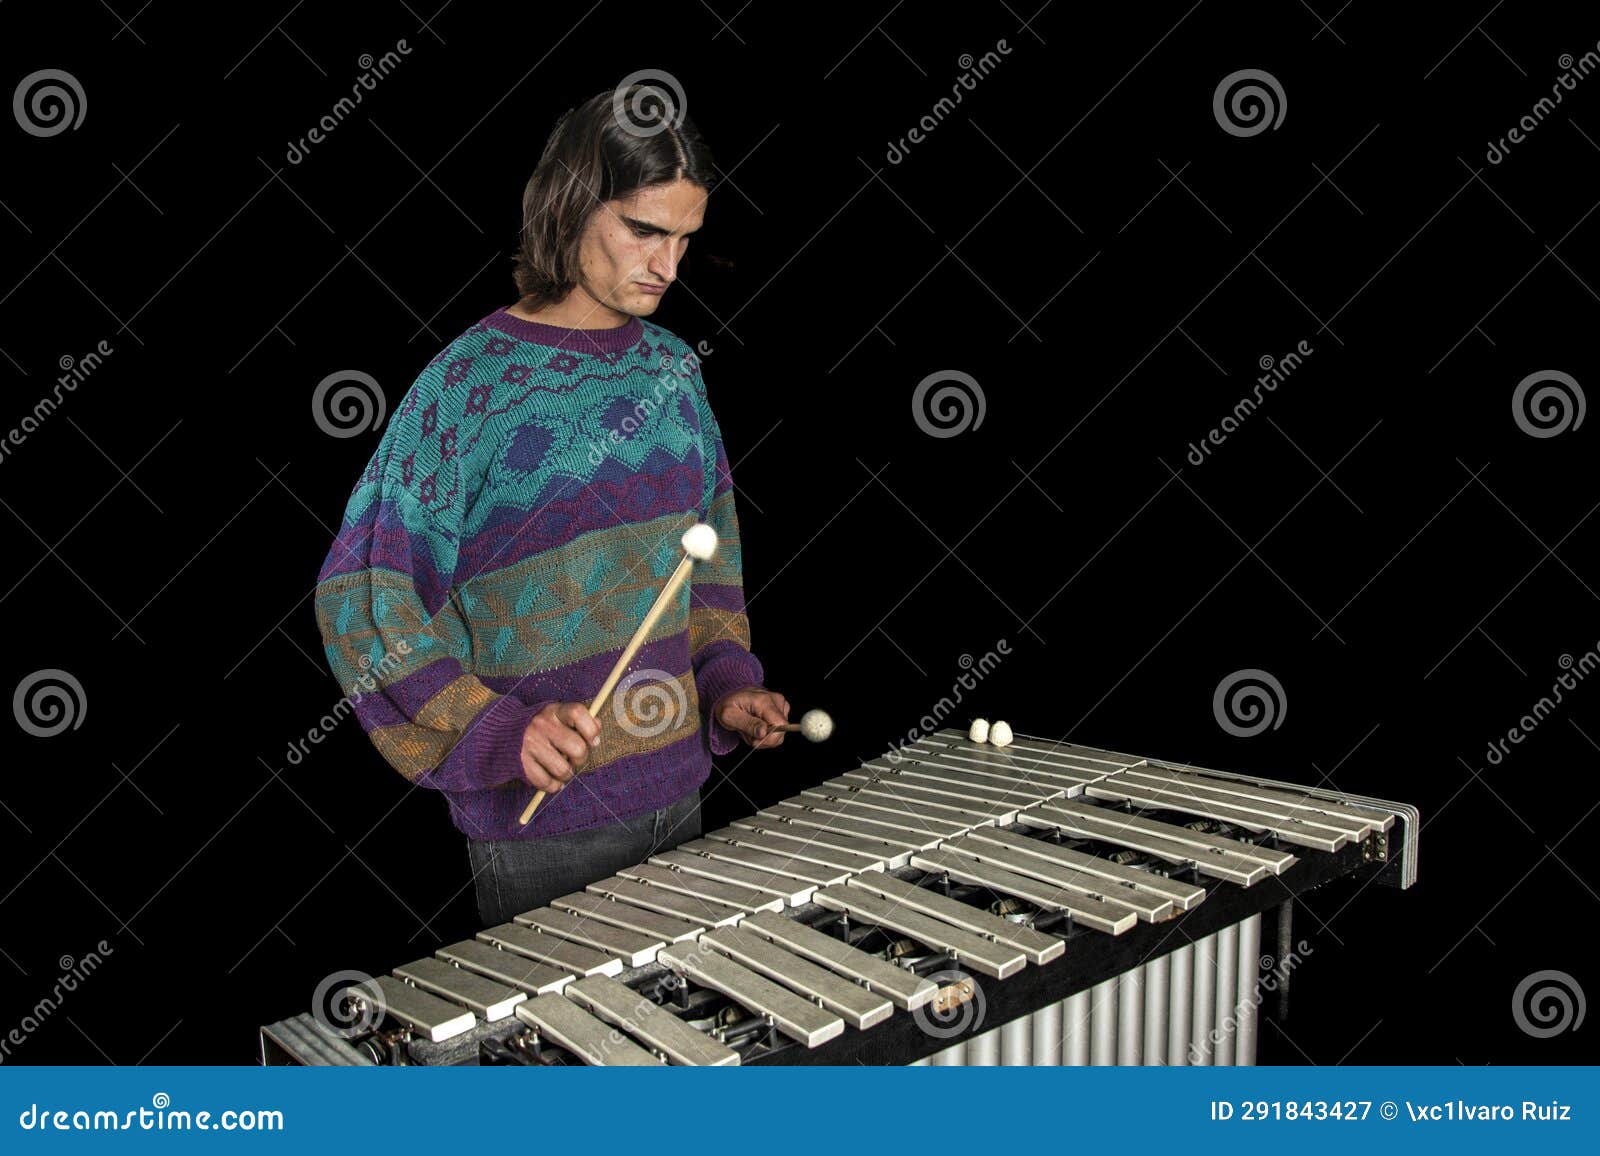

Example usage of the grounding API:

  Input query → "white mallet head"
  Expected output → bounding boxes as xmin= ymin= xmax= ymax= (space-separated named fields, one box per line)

xmin=681 ymin=522 xmax=718 ymax=562
xmin=798 ymin=709 xmax=834 ymax=742
xmin=988 ymin=720 xmax=1014 ymax=747
xmin=968 ymin=718 xmax=990 ymax=744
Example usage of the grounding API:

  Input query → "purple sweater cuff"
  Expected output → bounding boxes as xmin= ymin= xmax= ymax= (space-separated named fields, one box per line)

xmin=460 ymin=695 xmax=549 ymax=789
xmin=696 ymin=650 xmax=765 ymax=756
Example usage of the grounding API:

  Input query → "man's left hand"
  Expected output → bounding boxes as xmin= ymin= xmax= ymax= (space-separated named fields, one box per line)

xmin=714 ymin=686 xmax=791 ymax=749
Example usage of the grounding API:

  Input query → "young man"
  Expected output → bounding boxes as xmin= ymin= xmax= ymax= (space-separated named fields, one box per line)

xmin=313 ymin=86 xmax=790 ymax=925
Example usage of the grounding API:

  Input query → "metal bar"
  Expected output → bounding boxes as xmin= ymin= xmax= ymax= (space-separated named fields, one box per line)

xmin=435 ymin=940 xmax=573 ymax=996
xmin=811 ymin=777 xmax=1003 ymax=825
xmin=739 ymin=910 xmax=937 ymax=1010
xmin=1018 ymin=803 xmax=1287 ymax=885
xmin=648 ymin=849 xmax=813 ymax=907
xmin=551 ymin=891 xmax=703 ymax=943
xmin=372 ymin=975 xmax=475 ymax=1043
xmin=840 ymin=771 xmax=1029 ymax=825
xmin=910 ymin=847 xmax=1140 ymax=935
xmin=514 ymin=995 xmax=664 ymax=1066
xmin=898 ymin=742 xmax=1111 ymax=788
xmin=615 ymin=863 xmax=785 ymax=915
xmin=953 ymin=827 xmax=1205 ymax=911
xmin=704 ymin=824 xmax=886 ymax=874
xmin=1119 ymin=764 xmax=1394 ymax=832
xmin=811 ymin=885 xmax=1026 ymax=980
xmin=854 ymin=762 xmax=1064 ymax=809
xmin=476 ymin=922 xmax=624 ymax=978
xmin=1085 ymin=779 xmax=1349 ymax=852
xmin=701 ymin=926 xmax=893 ymax=1029
xmin=733 ymin=814 xmax=914 ymax=868
xmin=931 ymin=1041 xmax=966 ymax=1065
xmin=845 ymin=871 xmax=1065 ymax=964
xmin=777 ymin=794 xmax=968 ymax=840
xmin=512 ymin=906 xmax=665 ymax=967
xmin=675 ymin=838 xmax=851 ymax=888
xmin=393 ymin=956 xmax=525 ymax=1022
xmin=1030 ymin=799 xmax=1298 ymax=872
xmin=585 ymin=876 xmax=745 ymax=928
xmin=656 ymin=943 xmax=845 ymax=1048
xmin=565 ymin=975 xmax=739 ymax=1066
xmin=754 ymin=803 xmax=942 ymax=852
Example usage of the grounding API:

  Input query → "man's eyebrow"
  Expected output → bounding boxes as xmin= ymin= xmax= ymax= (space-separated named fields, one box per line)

xmin=621 ymin=215 xmax=700 ymax=236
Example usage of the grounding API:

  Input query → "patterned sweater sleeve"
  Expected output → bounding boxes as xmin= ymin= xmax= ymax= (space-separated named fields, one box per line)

xmin=687 ymin=376 xmax=766 ymax=756
xmin=313 ymin=390 xmax=548 ymax=794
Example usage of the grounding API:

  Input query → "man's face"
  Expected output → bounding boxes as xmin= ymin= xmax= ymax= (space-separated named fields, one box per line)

xmin=575 ymin=178 xmax=706 ymax=319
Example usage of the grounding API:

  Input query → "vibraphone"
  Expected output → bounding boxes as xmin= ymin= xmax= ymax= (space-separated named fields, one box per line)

xmin=260 ymin=727 xmax=1418 ymax=1066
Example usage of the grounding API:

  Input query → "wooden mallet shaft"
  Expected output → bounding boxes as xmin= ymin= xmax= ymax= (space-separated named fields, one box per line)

xmin=517 ymin=525 xmax=716 ymax=825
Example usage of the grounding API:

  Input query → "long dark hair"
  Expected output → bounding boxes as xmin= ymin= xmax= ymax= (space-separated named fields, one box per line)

xmin=511 ymin=83 xmax=716 ymax=310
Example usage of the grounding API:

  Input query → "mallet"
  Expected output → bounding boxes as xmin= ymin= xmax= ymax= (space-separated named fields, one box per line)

xmin=517 ymin=522 xmax=719 ymax=826
xmin=774 ymin=709 xmax=834 ymax=742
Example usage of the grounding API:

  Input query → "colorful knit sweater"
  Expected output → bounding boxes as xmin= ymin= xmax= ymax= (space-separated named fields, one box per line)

xmin=313 ymin=307 xmax=763 ymax=840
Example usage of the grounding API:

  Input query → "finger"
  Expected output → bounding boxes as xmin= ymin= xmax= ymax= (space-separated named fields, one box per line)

xmin=754 ymin=699 xmax=789 ymax=728
xmin=540 ymin=720 xmax=590 ymax=769
xmin=519 ymin=750 xmax=561 ymax=792
xmin=563 ymin=703 xmax=602 ymax=747
xmin=525 ymin=733 xmax=575 ymax=782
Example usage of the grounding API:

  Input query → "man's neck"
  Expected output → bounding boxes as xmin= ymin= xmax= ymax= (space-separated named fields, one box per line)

xmin=509 ymin=292 xmax=631 ymax=330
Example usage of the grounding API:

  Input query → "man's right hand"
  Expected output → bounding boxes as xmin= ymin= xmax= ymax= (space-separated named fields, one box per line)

xmin=519 ymin=702 xmax=601 ymax=794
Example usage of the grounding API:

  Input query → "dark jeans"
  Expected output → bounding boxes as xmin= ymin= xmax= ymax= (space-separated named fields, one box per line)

xmin=466 ymin=789 xmax=703 ymax=926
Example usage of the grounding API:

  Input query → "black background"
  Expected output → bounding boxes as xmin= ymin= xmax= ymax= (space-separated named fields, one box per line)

xmin=1 ymin=1 xmax=1594 ymax=1065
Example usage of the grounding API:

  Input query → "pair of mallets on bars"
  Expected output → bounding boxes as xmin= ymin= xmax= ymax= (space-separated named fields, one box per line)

xmin=518 ymin=522 xmax=832 ymax=825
